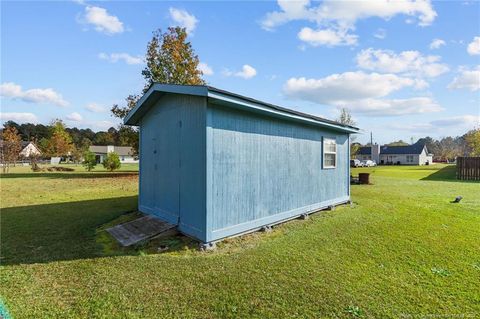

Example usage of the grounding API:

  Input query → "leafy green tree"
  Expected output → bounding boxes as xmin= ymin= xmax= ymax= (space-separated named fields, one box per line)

xmin=111 ymin=27 xmax=205 ymax=119
xmin=118 ymin=125 xmax=139 ymax=155
xmin=70 ymin=146 xmax=83 ymax=164
xmin=93 ymin=131 xmax=116 ymax=145
xmin=465 ymin=128 xmax=480 ymax=156
xmin=111 ymin=27 xmax=205 ymax=149
xmin=142 ymin=27 xmax=205 ymax=90
xmin=82 ymin=150 xmax=97 ymax=171
xmin=102 ymin=152 xmax=121 ymax=172
xmin=79 ymin=137 xmax=92 ymax=153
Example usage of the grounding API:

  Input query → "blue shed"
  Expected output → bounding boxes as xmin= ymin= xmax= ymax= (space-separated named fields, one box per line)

xmin=125 ymin=84 xmax=359 ymax=247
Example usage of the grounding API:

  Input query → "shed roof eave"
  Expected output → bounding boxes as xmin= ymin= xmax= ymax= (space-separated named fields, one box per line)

xmin=207 ymin=91 xmax=359 ymax=134
xmin=123 ymin=84 xmax=360 ymax=133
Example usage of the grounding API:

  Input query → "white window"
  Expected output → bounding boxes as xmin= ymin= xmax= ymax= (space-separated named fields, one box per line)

xmin=323 ymin=137 xmax=337 ymax=168
xmin=406 ymin=155 xmax=414 ymax=163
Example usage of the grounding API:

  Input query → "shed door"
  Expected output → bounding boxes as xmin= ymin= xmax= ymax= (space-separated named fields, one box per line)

xmin=153 ymin=106 xmax=181 ymax=224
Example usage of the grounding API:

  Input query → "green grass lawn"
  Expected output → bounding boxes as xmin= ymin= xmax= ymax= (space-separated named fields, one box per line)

xmin=0 ymin=164 xmax=479 ymax=318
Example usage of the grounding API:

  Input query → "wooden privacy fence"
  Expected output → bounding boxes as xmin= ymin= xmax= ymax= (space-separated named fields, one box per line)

xmin=456 ymin=157 xmax=480 ymax=181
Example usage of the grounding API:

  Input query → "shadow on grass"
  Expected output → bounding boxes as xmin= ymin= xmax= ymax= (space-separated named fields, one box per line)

xmin=0 ymin=172 xmax=138 ymax=179
xmin=0 ymin=196 xmax=141 ymax=265
xmin=420 ymin=165 xmax=472 ymax=182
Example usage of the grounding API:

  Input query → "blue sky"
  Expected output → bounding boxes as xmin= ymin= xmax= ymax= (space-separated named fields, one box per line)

xmin=1 ymin=0 xmax=479 ymax=144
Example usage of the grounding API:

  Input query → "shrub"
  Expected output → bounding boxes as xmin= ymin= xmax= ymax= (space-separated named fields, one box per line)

xmin=83 ymin=151 xmax=97 ymax=171
xmin=103 ymin=152 xmax=121 ymax=172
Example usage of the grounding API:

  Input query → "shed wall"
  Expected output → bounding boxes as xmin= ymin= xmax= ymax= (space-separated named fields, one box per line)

xmin=139 ymin=94 xmax=207 ymax=241
xmin=206 ymin=103 xmax=349 ymax=242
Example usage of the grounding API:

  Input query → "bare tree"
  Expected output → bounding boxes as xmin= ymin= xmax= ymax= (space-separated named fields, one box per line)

xmin=337 ymin=108 xmax=358 ymax=158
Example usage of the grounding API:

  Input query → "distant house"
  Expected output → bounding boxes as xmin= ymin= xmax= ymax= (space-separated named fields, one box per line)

xmin=89 ymin=145 xmax=138 ymax=163
xmin=356 ymin=143 xmax=433 ymax=165
xmin=19 ymin=141 xmax=41 ymax=158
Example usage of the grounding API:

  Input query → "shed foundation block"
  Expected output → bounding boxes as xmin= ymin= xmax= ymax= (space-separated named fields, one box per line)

xmin=299 ymin=213 xmax=309 ymax=220
xmin=199 ymin=242 xmax=216 ymax=251
xmin=261 ymin=225 xmax=273 ymax=232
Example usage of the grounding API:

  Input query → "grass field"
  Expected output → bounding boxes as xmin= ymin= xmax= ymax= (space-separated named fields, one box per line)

xmin=0 ymin=164 xmax=479 ymax=318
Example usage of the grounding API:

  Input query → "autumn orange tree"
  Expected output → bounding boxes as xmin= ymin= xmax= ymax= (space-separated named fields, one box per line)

xmin=111 ymin=27 xmax=205 ymax=153
xmin=1 ymin=126 xmax=22 ymax=173
xmin=46 ymin=120 xmax=74 ymax=158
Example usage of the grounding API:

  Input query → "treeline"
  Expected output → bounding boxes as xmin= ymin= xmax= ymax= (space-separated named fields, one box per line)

xmin=1 ymin=120 xmax=139 ymax=155
xmin=354 ymin=129 xmax=479 ymax=161
xmin=416 ymin=135 xmax=478 ymax=160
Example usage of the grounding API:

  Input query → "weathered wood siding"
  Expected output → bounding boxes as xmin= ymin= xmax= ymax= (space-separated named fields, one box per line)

xmin=139 ymin=94 xmax=207 ymax=241
xmin=457 ymin=157 xmax=480 ymax=181
xmin=205 ymin=102 xmax=350 ymax=242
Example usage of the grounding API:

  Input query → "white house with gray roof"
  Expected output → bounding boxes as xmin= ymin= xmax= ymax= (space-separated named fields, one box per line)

xmin=89 ymin=145 xmax=138 ymax=163
xmin=356 ymin=143 xmax=433 ymax=165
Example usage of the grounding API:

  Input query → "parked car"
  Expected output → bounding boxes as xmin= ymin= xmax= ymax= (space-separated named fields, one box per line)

xmin=362 ymin=160 xmax=377 ymax=167
xmin=350 ymin=159 xmax=364 ymax=167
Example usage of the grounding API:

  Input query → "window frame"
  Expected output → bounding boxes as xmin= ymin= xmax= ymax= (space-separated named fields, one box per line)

xmin=323 ymin=137 xmax=337 ymax=169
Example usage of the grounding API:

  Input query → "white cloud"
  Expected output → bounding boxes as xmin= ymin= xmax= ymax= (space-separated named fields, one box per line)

xmin=447 ymin=66 xmax=480 ymax=91
xmin=284 ymin=72 xmax=425 ymax=101
xmin=0 ymin=112 xmax=38 ymax=123
xmin=356 ymin=48 xmax=449 ymax=78
xmin=98 ymin=52 xmax=143 ymax=65
xmin=467 ymin=36 xmax=480 ymax=55
xmin=430 ymin=115 xmax=480 ymax=127
xmin=346 ymin=97 xmax=442 ymax=116
xmin=261 ymin=0 xmax=437 ymax=46
xmin=298 ymin=27 xmax=357 ymax=47
xmin=374 ymin=28 xmax=387 ymax=40
xmin=283 ymin=72 xmax=442 ymax=116
xmin=261 ymin=0 xmax=312 ymax=31
xmin=429 ymin=38 xmax=446 ymax=49
xmin=224 ymin=65 xmax=257 ymax=79
xmin=0 ymin=82 xmax=68 ymax=107
xmin=169 ymin=8 xmax=198 ymax=34
xmin=82 ymin=6 xmax=124 ymax=35
xmin=198 ymin=62 xmax=213 ymax=76
xmin=85 ymin=103 xmax=107 ymax=113
xmin=66 ymin=112 xmax=83 ymax=122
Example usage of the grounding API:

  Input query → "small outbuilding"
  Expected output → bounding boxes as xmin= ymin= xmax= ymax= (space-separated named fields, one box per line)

xmin=125 ymin=84 xmax=359 ymax=246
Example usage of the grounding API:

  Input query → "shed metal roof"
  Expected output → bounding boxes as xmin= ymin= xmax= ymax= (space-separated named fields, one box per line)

xmin=124 ymin=84 xmax=359 ymax=133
